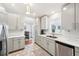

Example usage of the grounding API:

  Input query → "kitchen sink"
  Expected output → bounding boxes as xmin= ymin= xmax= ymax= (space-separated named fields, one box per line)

xmin=46 ymin=35 xmax=58 ymax=38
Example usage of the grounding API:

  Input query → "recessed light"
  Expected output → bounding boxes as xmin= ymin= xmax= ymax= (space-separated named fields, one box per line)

xmin=24 ymin=3 xmax=33 ymax=6
xmin=11 ymin=4 xmax=15 ymax=6
xmin=51 ymin=11 xmax=55 ymax=14
xmin=26 ymin=12 xmax=30 ymax=14
xmin=63 ymin=7 xmax=67 ymax=11
xmin=29 ymin=3 xmax=33 ymax=6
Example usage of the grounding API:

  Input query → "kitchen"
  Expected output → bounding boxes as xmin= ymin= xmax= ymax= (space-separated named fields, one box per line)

xmin=0 ymin=3 xmax=79 ymax=56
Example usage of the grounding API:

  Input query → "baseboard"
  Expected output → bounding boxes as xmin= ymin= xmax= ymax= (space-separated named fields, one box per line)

xmin=9 ymin=48 xmax=25 ymax=54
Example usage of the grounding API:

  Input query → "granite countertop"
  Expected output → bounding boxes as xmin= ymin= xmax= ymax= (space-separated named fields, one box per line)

xmin=39 ymin=31 xmax=79 ymax=47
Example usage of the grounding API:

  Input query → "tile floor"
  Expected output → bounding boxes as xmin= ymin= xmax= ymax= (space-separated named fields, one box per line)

xmin=8 ymin=43 xmax=50 ymax=56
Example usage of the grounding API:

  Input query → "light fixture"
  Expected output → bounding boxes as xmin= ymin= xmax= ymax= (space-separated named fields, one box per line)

xmin=63 ymin=7 xmax=67 ymax=11
xmin=25 ymin=3 xmax=35 ymax=16
xmin=25 ymin=3 xmax=32 ymax=15
xmin=25 ymin=4 xmax=31 ymax=14
xmin=24 ymin=3 xmax=33 ymax=6
xmin=51 ymin=11 xmax=55 ymax=14
xmin=29 ymin=3 xmax=33 ymax=6
xmin=26 ymin=12 xmax=30 ymax=14
xmin=11 ymin=4 xmax=15 ymax=6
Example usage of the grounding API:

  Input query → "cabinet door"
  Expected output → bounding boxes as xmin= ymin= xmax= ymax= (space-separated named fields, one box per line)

xmin=48 ymin=39 xmax=55 ymax=55
xmin=39 ymin=36 xmax=43 ymax=46
xmin=75 ymin=47 xmax=79 ymax=56
xmin=36 ymin=36 xmax=40 ymax=44
xmin=76 ymin=3 xmax=79 ymax=31
xmin=7 ymin=38 xmax=14 ymax=52
xmin=7 ymin=14 xmax=18 ymax=30
xmin=17 ymin=16 xmax=24 ymax=30
xmin=62 ymin=3 xmax=75 ymax=31
xmin=19 ymin=37 xmax=25 ymax=49
xmin=35 ymin=36 xmax=39 ymax=43
xmin=13 ymin=38 xmax=19 ymax=51
xmin=41 ymin=37 xmax=48 ymax=50
xmin=41 ymin=16 xmax=48 ymax=29
xmin=0 ymin=13 xmax=8 ymax=25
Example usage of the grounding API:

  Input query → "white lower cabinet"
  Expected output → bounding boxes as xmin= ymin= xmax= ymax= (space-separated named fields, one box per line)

xmin=13 ymin=38 xmax=19 ymax=51
xmin=37 ymin=36 xmax=42 ymax=45
xmin=39 ymin=36 xmax=43 ymax=46
xmin=75 ymin=47 xmax=79 ymax=56
xmin=48 ymin=39 xmax=55 ymax=55
xmin=42 ymin=37 xmax=48 ymax=51
xmin=8 ymin=36 xmax=25 ymax=53
xmin=19 ymin=37 xmax=25 ymax=49
xmin=35 ymin=36 xmax=39 ymax=43
xmin=35 ymin=36 xmax=55 ymax=55
xmin=7 ymin=38 xmax=14 ymax=52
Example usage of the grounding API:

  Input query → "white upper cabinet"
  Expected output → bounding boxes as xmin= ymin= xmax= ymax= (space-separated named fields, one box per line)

xmin=0 ymin=13 xmax=8 ymax=24
xmin=0 ymin=13 xmax=24 ymax=31
xmin=40 ymin=15 xmax=48 ymax=29
xmin=7 ymin=13 xmax=18 ymax=31
xmin=17 ymin=16 xmax=24 ymax=31
xmin=62 ymin=3 xmax=75 ymax=32
xmin=76 ymin=4 xmax=79 ymax=31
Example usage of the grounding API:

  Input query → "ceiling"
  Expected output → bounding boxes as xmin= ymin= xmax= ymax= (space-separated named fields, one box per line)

xmin=0 ymin=3 xmax=64 ymax=17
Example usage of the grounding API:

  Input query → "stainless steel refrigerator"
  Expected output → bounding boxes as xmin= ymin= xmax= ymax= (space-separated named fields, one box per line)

xmin=0 ymin=24 xmax=8 ymax=56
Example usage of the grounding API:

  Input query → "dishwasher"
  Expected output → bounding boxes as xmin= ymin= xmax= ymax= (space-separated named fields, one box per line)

xmin=55 ymin=41 xmax=75 ymax=56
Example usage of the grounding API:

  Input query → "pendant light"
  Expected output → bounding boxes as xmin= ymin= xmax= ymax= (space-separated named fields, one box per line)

xmin=25 ymin=3 xmax=31 ymax=14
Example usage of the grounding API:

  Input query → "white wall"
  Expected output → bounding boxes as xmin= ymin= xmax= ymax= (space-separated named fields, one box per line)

xmin=0 ymin=13 xmax=8 ymax=24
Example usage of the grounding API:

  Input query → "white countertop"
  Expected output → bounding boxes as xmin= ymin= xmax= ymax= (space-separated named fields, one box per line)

xmin=8 ymin=31 xmax=24 ymax=38
xmin=55 ymin=36 xmax=79 ymax=47
xmin=39 ymin=31 xmax=79 ymax=47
